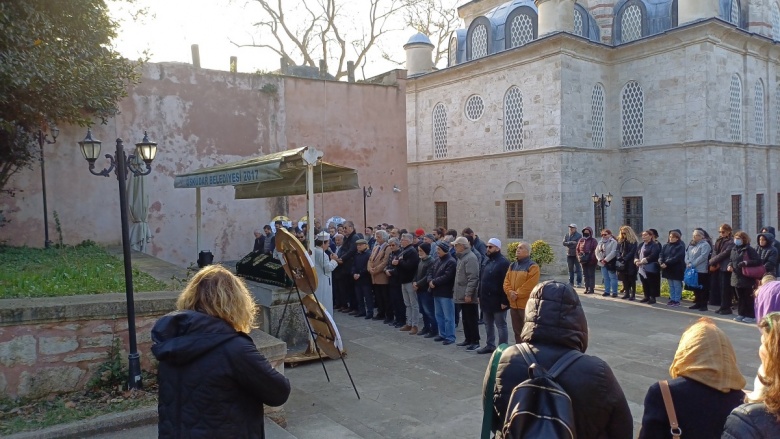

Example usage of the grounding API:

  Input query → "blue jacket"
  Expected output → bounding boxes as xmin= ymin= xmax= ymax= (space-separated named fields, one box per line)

xmin=479 ymin=251 xmax=510 ymax=312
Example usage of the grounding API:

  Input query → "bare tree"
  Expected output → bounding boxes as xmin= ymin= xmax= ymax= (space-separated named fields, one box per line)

xmin=402 ymin=0 xmax=460 ymax=68
xmin=234 ymin=0 xmax=409 ymax=80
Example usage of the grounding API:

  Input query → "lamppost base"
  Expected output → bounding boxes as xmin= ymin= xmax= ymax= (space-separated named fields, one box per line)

xmin=127 ymin=352 xmax=143 ymax=390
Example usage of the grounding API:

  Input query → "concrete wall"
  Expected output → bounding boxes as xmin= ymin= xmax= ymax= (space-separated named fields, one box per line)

xmin=0 ymin=63 xmax=408 ymax=267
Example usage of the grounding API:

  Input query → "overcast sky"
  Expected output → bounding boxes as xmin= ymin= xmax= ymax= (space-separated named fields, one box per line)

xmin=110 ymin=0 xmax=432 ymax=78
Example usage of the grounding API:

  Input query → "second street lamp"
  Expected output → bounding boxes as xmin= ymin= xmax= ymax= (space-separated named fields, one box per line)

xmin=363 ymin=185 xmax=373 ymax=232
xmin=592 ymin=192 xmax=613 ymax=232
xmin=38 ymin=126 xmax=59 ymax=248
xmin=77 ymin=128 xmax=158 ymax=390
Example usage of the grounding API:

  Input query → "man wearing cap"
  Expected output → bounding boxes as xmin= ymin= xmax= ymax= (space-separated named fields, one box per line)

xmin=415 ymin=228 xmax=426 ymax=245
xmin=313 ymin=231 xmax=339 ymax=314
xmin=413 ymin=242 xmax=437 ymax=337
xmin=453 ymin=236 xmax=481 ymax=350
xmin=428 ymin=241 xmax=457 ymax=345
xmin=563 ymin=224 xmax=583 ymax=288
xmin=351 ymin=239 xmax=373 ymax=318
xmin=477 ymin=238 xmax=510 ymax=354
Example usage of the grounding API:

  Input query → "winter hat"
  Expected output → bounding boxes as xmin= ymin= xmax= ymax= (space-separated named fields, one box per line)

xmin=436 ymin=241 xmax=450 ymax=253
xmin=415 ymin=228 xmax=425 ymax=237
xmin=419 ymin=242 xmax=432 ymax=255
xmin=424 ymin=233 xmax=436 ymax=241
xmin=487 ymin=238 xmax=502 ymax=249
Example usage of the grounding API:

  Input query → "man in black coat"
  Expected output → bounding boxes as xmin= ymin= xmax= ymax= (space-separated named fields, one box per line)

xmin=428 ymin=242 xmax=457 ymax=345
xmin=335 ymin=221 xmax=360 ymax=313
xmin=351 ymin=239 xmax=373 ymax=318
xmin=476 ymin=238 xmax=510 ymax=354
xmin=485 ymin=280 xmax=633 ymax=439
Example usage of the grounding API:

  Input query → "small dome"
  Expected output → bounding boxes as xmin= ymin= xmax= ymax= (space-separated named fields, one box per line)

xmin=404 ymin=32 xmax=434 ymax=49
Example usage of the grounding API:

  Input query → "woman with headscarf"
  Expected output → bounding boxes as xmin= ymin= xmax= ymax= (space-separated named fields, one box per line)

xmin=722 ymin=312 xmax=780 ymax=438
xmin=639 ymin=317 xmax=745 ymax=439
xmin=756 ymin=232 xmax=779 ymax=277
xmin=728 ymin=231 xmax=762 ymax=324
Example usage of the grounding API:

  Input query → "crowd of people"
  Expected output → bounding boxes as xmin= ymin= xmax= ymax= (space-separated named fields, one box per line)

xmin=563 ymin=223 xmax=780 ymax=324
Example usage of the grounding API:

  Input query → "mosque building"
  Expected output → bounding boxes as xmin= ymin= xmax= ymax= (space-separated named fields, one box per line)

xmin=404 ymin=0 xmax=780 ymax=268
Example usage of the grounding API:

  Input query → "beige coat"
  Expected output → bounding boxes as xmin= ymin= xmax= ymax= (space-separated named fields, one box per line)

xmin=368 ymin=242 xmax=391 ymax=284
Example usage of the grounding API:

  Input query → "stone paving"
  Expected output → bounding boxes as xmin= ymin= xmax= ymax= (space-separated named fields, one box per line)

xmin=92 ymin=287 xmax=762 ymax=439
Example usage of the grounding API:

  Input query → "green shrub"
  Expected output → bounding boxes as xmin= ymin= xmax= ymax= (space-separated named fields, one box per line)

xmin=507 ymin=242 xmax=520 ymax=263
xmin=505 ymin=240 xmax=555 ymax=268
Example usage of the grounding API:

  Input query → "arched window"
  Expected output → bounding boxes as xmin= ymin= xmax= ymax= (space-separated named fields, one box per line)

xmin=591 ymin=84 xmax=606 ymax=148
xmin=467 ymin=18 xmax=492 ymax=61
xmin=621 ymin=81 xmax=644 ymax=147
xmin=671 ymin=0 xmax=678 ymax=27
xmin=574 ymin=8 xmax=584 ymax=36
xmin=505 ymin=7 xmax=537 ymax=49
xmin=772 ymin=3 xmax=780 ymax=40
xmin=433 ymin=103 xmax=448 ymax=158
xmin=775 ymin=83 xmax=780 ymax=144
xmin=729 ymin=0 xmax=740 ymax=26
xmin=448 ymin=37 xmax=458 ymax=67
xmin=614 ymin=0 xmax=647 ymax=44
xmin=755 ymin=79 xmax=765 ymax=144
xmin=729 ymin=74 xmax=742 ymax=142
xmin=504 ymin=87 xmax=524 ymax=151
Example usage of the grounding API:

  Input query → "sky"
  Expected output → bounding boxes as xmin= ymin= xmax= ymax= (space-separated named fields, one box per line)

xmin=110 ymin=0 xmax=422 ymax=79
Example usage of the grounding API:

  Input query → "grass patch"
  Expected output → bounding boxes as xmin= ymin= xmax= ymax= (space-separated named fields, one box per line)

xmin=0 ymin=387 xmax=157 ymax=436
xmin=0 ymin=242 xmax=169 ymax=299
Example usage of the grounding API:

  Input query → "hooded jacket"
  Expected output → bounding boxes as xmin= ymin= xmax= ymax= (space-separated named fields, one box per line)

xmin=576 ymin=227 xmax=598 ymax=266
xmin=152 ymin=310 xmax=291 ymax=439
xmin=756 ymin=232 xmax=778 ymax=276
xmin=486 ymin=281 xmax=633 ymax=439
xmin=761 ymin=226 xmax=780 ymax=270
xmin=722 ymin=403 xmax=780 ymax=439
xmin=729 ymin=244 xmax=762 ymax=288
xmin=639 ymin=319 xmax=746 ymax=439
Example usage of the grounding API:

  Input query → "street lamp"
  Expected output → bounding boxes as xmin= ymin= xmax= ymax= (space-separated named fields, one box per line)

xmin=38 ymin=126 xmax=59 ymax=248
xmin=363 ymin=185 xmax=373 ymax=232
xmin=592 ymin=192 xmax=613 ymax=231
xmin=77 ymin=128 xmax=158 ymax=390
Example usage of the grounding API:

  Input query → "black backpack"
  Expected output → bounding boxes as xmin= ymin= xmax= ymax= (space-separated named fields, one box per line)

xmin=501 ymin=343 xmax=583 ymax=439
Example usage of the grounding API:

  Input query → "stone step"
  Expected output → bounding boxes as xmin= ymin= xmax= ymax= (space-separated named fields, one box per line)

xmin=285 ymin=413 xmax=366 ymax=439
xmin=267 ymin=418 xmax=299 ymax=439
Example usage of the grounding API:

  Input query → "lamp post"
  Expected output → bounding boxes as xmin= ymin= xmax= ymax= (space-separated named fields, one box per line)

xmin=38 ymin=127 xmax=59 ymax=248
xmin=362 ymin=185 xmax=373 ymax=232
xmin=77 ymin=128 xmax=158 ymax=390
xmin=592 ymin=192 xmax=613 ymax=231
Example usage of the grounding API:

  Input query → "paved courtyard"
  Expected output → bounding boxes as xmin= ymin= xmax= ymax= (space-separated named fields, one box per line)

xmin=95 ymin=288 xmax=762 ymax=439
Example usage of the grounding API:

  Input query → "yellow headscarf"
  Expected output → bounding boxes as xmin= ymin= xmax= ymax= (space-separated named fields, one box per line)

xmin=669 ymin=318 xmax=746 ymax=393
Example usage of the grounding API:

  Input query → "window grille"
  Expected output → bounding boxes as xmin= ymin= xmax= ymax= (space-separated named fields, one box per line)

xmin=730 ymin=0 xmax=740 ymax=26
xmin=594 ymin=203 xmax=605 ymax=233
xmin=623 ymin=197 xmax=643 ymax=235
xmin=730 ymin=74 xmax=742 ymax=142
xmin=506 ymin=200 xmax=524 ymax=239
xmin=509 ymin=14 xmax=534 ymax=48
xmin=732 ymin=194 xmax=742 ymax=231
xmin=621 ymin=81 xmax=644 ymax=147
xmin=757 ymin=194 xmax=765 ymax=233
xmin=433 ymin=103 xmax=448 ymax=159
xmin=449 ymin=37 xmax=458 ymax=67
xmin=465 ymin=95 xmax=485 ymax=121
xmin=755 ymin=80 xmax=765 ymax=144
xmin=591 ymin=84 xmax=605 ymax=148
xmin=773 ymin=3 xmax=780 ymax=40
xmin=471 ymin=24 xmax=488 ymax=59
xmin=621 ymin=4 xmax=643 ymax=43
xmin=504 ymin=87 xmax=524 ymax=151
xmin=435 ymin=202 xmax=448 ymax=230
xmin=573 ymin=9 xmax=584 ymax=36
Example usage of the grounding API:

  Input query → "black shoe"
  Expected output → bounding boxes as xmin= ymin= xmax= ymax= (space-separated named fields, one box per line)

xmin=372 ymin=315 xmax=384 ymax=321
xmin=688 ymin=304 xmax=700 ymax=309
xmin=621 ymin=293 xmax=631 ymax=300
xmin=433 ymin=336 xmax=444 ymax=342
xmin=425 ymin=332 xmax=438 ymax=339
xmin=393 ymin=322 xmax=404 ymax=328
xmin=466 ymin=344 xmax=480 ymax=351
xmin=602 ymin=292 xmax=610 ymax=297
xmin=647 ymin=298 xmax=656 ymax=304
xmin=364 ymin=314 xmax=373 ymax=319
xmin=383 ymin=318 xmax=393 ymax=324
xmin=630 ymin=292 xmax=636 ymax=301
xmin=476 ymin=346 xmax=495 ymax=354
xmin=456 ymin=340 xmax=470 ymax=347
xmin=716 ymin=309 xmax=733 ymax=315
xmin=639 ymin=297 xmax=650 ymax=303
xmin=417 ymin=329 xmax=429 ymax=336
xmin=698 ymin=305 xmax=708 ymax=311
xmin=442 ymin=340 xmax=455 ymax=346
xmin=354 ymin=313 xmax=366 ymax=317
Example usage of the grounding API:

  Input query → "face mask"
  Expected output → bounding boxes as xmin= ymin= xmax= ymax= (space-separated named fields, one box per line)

xmin=583 ymin=232 xmax=590 ymax=237
xmin=734 ymin=239 xmax=743 ymax=246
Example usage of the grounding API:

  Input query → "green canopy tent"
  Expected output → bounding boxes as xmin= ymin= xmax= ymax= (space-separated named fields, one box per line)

xmin=174 ymin=146 xmax=360 ymax=255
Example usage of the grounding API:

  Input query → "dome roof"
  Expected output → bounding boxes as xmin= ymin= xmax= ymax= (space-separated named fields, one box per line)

xmin=404 ymin=32 xmax=434 ymax=48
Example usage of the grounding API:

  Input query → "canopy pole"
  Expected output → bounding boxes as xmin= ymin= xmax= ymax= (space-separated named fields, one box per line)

xmin=196 ymin=187 xmax=201 ymax=255
xmin=302 ymin=147 xmax=323 ymax=254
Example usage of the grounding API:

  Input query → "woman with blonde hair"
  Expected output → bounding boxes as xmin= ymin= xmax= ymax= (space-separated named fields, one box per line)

xmin=639 ymin=317 xmax=745 ymax=438
xmin=723 ymin=312 xmax=780 ymax=437
xmin=152 ymin=265 xmax=291 ymax=439
xmin=617 ymin=226 xmax=639 ymax=300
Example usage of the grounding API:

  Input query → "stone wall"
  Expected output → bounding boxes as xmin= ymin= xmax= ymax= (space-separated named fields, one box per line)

xmin=0 ymin=292 xmax=287 ymax=401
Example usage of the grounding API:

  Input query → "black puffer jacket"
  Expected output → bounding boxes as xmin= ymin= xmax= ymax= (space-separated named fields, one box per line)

xmin=152 ymin=310 xmax=291 ymax=439
xmin=756 ymin=232 xmax=779 ymax=276
xmin=478 ymin=251 xmax=511 ymax=313
xmin=486 ymin=281 xmax=633 ymax=439
xmin=722 ymin=403 xmax=780 ymax=438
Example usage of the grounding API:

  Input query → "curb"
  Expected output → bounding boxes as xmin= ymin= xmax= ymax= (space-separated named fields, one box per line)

xmin=4 ymin=406 xmax=157 ymax=439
